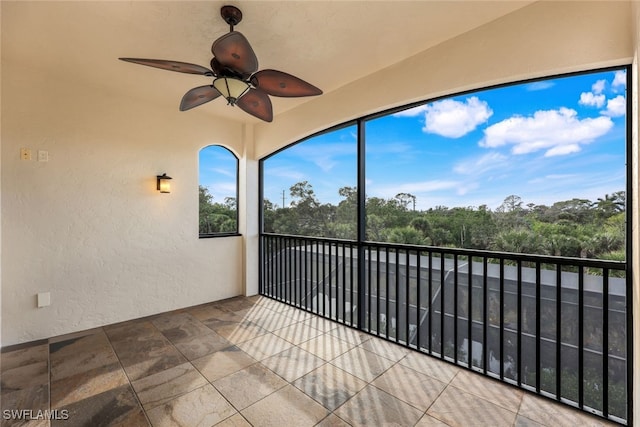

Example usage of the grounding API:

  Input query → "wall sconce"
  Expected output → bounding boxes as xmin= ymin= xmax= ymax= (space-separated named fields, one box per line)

xmin=157 ymin=173 xmax=172 ymax=193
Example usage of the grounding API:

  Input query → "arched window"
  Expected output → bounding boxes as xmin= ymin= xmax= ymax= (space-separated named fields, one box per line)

xmin=198 ymin=145 xmax=239 ymax=237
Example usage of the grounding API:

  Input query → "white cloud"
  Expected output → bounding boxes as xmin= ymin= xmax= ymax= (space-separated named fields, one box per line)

xmin=601 ymin=95 xmax=626 ymax=117
xmin=544 ymin=144 xmax=581 ymax=157
xmin=579 ymin=92 xmax=605 ymax=108
xmin=393 ymin=97 xmax=492 ymax=138
xmin=480 ymin=107 xmax=614 ymax=157
xmin=525 ymin=81 xmax=555 ymax=91
xmin=612 ymin=70 xmax=626 ymax=89
xmin=203 ymin=181 xmax=237 ymax=201
xmin=422 ymin=97 xmax=493 ymax=138
xmin=591 ymin=79 xmax=606 ymax=94
xmin=212 ymin=167 xmax=234 ymax=177
xmin=288 ymin=142 xmax=356 ymax=172
xmin=453 ymin=152 xmax=509 ymax=175
xmin=393 ymin=104 xmax=428 ymax=118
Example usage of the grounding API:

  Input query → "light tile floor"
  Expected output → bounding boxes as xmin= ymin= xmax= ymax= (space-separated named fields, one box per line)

xmin=0 ymin=296 xmax=619 ymax=426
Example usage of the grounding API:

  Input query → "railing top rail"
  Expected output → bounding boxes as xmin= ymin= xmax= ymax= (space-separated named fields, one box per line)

xmin=261 ymin=232 xmax=626 ymax=270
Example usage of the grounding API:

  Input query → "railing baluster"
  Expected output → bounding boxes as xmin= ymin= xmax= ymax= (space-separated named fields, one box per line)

xmin=536 ymin=261 xmax=541 ymax=393
xmin=499 ymin=258 xmax=504 ymax=380
xmin=578 ymin=265 xmax=584 ymax=409
xmin=377 ymin=246 xmax=381 ymax=336
xmin=386 ymin=248 xmax=390 ymax=338
xmin=368 ymin=245 xmax=372 ymax=332
xmin=395 ymin=248 xmax=400 ymax=343
xmin=350 ymin=244 xmax=354 ymax=326
xmin=482 ymin=256 xmax=488 ymax=375
xmin=328 ymin=243 xmax=332 ymax=318
xmin=280 ymin=236 xmax=284 ymax=301
xmin=428 ymin=251 xmax=433 ymax=355
xmin=556 ymin=263 xmax=562 ymax=400
xmin=417 ymin=249 xmax=421 ymax=350
xmin=336 ymin=243 xmax=340 ymax=320
xmin=316 ymin=240 xmax=321 ymax=316
xmin=342 ymin=243 xmax=347 ymax=323
xmin=321 ymin=241 xmax=325 ymax=317
xmin=305 ymin=240 xmax=309 ymax=310
xmin=603 ymin=267 xmax=609 ymax=418
xmin=406 ymin=249 xmax=410 ymax=346
xmin=440 ymin=252 xmax=445 ymax=359
xmin=468 ymin=257 xmax=473 ymax=369
xmin=517 ymin=259 xmax=522 ymax=386
xmin=454 ymin=254 xmax=458 ymax=364
xmin=287 ymin=237 xmax=292 ymax=304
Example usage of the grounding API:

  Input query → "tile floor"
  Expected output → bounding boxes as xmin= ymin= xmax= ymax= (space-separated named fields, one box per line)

xmin=0 ymin=296 xmax=618 ymax=426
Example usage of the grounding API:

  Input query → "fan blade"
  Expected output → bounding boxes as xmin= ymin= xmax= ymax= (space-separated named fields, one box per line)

xmin=236 ymin=88 xmax=273 ymax=122
xmin=211 ymin=31 xmax=258 ymax=75
xmin=180 ymin=86 xmax=221 ymax=111
xmin=119 ymin=58 xmax=213 ymax=76
xmin=252 ymin=69 xmax=322 ymax=97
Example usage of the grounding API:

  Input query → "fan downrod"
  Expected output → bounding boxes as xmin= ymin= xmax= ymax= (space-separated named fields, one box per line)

xmin=221 ymin=5 xmax=242 ymax=31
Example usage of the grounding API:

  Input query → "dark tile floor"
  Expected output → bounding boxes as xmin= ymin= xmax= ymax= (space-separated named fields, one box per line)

xmin=0 ymin=296 xmax=618 ymax=426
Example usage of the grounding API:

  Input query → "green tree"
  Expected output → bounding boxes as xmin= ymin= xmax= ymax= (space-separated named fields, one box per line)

xmin=386 ymin=226 xmax=427 ymax=245
xmin=199 ymin=186 xmax=236 ymax=234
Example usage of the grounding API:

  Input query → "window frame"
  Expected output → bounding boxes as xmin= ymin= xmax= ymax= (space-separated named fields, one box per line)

xmin=198 ymin=144 xmax=241 ymax=239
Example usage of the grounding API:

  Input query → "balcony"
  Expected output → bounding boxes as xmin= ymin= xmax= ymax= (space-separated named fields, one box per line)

xmin=1 ymin=294 xmax=618 ymax=426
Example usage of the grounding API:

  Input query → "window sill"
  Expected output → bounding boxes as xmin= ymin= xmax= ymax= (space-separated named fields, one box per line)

xmin=199 ymin=232 xmax=242 ymax=239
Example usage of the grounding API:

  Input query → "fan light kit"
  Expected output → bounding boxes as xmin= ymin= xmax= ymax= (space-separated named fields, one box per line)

xmin=120 ymin=5 xmax=322 ymax=122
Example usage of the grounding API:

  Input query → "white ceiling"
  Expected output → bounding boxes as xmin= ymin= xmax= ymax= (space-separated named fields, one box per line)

xmin=3 ymin=1 xmax=536 ymax=124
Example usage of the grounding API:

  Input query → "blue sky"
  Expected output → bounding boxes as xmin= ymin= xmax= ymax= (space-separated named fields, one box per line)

xmin=208 ymin=69 xmax=627 ymax=211
xmin=199 ymin=145 xmax=237 ymax=204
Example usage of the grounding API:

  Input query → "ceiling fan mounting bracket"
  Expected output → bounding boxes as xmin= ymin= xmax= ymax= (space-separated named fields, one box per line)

xmin=221 ymin=5 xmax=243 ymax=31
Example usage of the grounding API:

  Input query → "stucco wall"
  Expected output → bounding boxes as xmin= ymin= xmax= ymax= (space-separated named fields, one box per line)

xmin=1 ymin=60 xmax=244 ymax=345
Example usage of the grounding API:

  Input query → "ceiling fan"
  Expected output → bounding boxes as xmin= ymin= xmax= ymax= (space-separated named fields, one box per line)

xmin=119 ymin=5 xmax=322 ymax=122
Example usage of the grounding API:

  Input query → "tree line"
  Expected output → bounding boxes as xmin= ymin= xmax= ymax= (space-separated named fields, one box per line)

xmin=199 ymin=181 xmax=625 ymax=260
xmin=261 ymin=181 xmax=625 ymax=261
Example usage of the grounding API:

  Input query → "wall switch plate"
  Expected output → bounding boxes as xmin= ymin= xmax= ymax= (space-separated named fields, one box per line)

xmin=37 ymin=292 xmax=51 ymax=308
xmin=20 ymin=148 xmax=32 ymax=160
xmin=37 ymin=150 xmax=49 ymax=162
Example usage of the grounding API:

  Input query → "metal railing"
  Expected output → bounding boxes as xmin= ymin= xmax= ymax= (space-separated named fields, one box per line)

xmin=260 ymin=233 xmax=630 ymax=424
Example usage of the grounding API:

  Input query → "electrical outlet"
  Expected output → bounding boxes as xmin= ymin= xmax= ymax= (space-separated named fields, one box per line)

xmin=20 ymin=148 xmax=32 ymax=160
xmin=37 ymin=292 xmax=51 ymax=308
xmin=38 ymin=150 xmax=49 ymax=162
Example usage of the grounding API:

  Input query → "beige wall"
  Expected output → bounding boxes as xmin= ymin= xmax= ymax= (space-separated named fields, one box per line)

xmin=1 ymin=59 xmax=245 ymax=345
